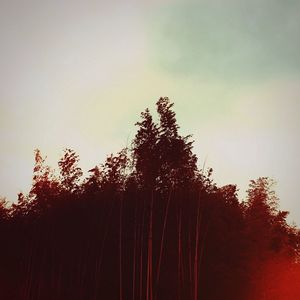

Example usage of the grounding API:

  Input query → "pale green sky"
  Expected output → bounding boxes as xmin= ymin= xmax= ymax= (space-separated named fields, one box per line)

xmin=0 ymin=0 xmax=300 ymax=224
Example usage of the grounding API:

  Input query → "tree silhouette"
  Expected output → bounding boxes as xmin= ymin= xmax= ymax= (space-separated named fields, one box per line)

xmin=58 ymin=148 xmax=83 ymax=194
xmin=0 ymin=98 xmax=299 ymax=300
xmin=133 ymin=108 xmax=160 ymax=190
xmin=29 ymin=149 xmax=59 ymax=212
xmin=0 ymin=197 xmax=8 ymax=221
xmin=101 ymin=148 xmax=128 ymax=192
xmin=156 ymin=97 xmax=197 ymax=189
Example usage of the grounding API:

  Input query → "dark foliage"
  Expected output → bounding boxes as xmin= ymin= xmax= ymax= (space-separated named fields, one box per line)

xmin=0 ymin=98 xmax=299 ymax=299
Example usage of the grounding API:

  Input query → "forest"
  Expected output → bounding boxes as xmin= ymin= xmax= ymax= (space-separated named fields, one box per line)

xmin=0 ymin=97 xmax=299 ymax=299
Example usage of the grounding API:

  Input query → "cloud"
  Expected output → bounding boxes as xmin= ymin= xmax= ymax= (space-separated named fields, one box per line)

xmin=149 ymin=0 xmax=300 ymax=81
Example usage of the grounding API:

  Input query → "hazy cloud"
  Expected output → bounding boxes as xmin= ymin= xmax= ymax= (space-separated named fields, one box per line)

xmin=149 ymin=0 xmax=300 ymax=81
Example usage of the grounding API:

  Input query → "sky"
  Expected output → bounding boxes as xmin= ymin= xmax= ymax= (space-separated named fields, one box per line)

xmin=0 ymin=0 xmax=300 ymax=224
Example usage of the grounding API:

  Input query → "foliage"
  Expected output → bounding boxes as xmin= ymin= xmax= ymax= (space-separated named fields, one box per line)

xmin=0 ymin=99 xmax=299 ymax=299
xmin=58 ymin=148 xmax=83 ymax=193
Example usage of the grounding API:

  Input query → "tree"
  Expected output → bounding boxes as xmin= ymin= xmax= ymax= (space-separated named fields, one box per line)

xmin=58 ymin=148 xmax=83 ymax=194
xmin=30 ymin=149 xmax=59 ymax=209
xmin=83 ymin=166 xmax=102 ymax=195
xmin=156 ymin=97 xmax=179 ymax=138
xmin=101 ymin=148 xmax=128 ymax=192
xmin=132 ymin=108 xmax=160 ymax=189
xmin=156 ymin=97 xmax=198 ymax=189
xmin=245 ymin=178 xmax=279 ymax=258
xmin=0 ymin=197 xmax=8 ymax=221
xmin=132 ymin=98 xmax=198 ymax=191
xmin=11 ymin=192 xmax=31 ymax=218
xmin=244 ymin=177 xmax=300 ymax=298
xmin=246 ymin=177 xmax=278 ymax=214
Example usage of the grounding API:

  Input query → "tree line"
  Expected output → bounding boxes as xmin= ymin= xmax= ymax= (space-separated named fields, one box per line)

xmin=0 ymin=97 xmax=299 ymax=299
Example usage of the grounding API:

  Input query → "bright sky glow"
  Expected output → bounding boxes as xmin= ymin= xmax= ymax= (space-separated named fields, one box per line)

xmin=1 ymin=0 xmax=300 ymax=225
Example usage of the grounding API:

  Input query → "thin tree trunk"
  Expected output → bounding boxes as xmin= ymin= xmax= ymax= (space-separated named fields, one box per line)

xmin=139 ymin=196 xmax=146 ymax=300
xmin=188 ymin=219 xmax=193 ymax=298
xmin=132 ymin=195 xmax=138 ymax=300
xmin=194 ymin=200 xmax=202 ymax=300
xmin=93 ymin=199 xmax=115 ymax=300
xmin=119 ymin=196 xmax=123 ymax=300
xmin=198 ymin=221 xmax=209 ymax=299
xmin=178 ymin=208 xmax=182 ymax=300
xmin=146 ymin=191 xmax=154 ymax=300
xmin=155 ymin=187 xmax=173 ymax=300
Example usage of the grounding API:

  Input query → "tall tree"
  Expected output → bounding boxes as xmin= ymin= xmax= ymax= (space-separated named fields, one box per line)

xmin=83 ymin=166 xmax=102 ymax=195
xmin=156 ymin=97 xmax=198 ymax=189
xmin=29 ymin=149 xmax=59 ymax=211
xmin=58 ymin=148 xmax=83 ymax=194
xmin=132 ymin=108 xmax=159 ymax=190
xmin=245 ymin=178 xmax=279 ymax=259
xmin=101 ymin=148 xmax=128 ymax=192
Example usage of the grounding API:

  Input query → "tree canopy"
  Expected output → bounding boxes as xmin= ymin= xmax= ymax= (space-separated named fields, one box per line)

xmin=0 ymin=98 xmax=299 ymax=300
